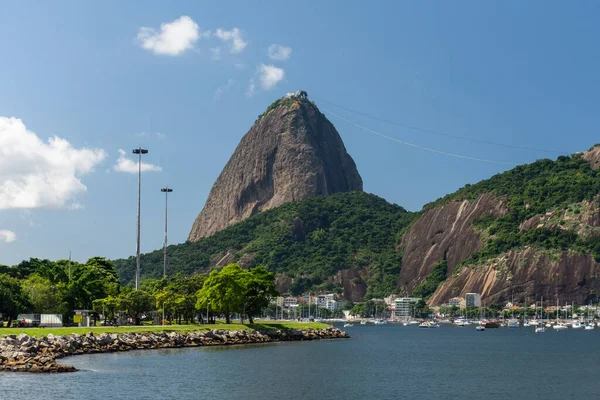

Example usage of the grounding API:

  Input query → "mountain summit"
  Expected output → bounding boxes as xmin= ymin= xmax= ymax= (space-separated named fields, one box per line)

xmin=188 ymin=91 xmax=363 ymax=241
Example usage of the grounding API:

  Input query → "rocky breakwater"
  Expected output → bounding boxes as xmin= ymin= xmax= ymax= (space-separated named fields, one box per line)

xmin=0 ymin=327 xmax=348 ymax=373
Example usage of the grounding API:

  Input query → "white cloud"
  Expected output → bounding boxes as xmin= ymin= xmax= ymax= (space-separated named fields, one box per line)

xmin=246 ymin=79 xmax=256 ymax=98
xmin=0 ymin=230 xmax=16 ymax=244
xmin=215 ymin=28 xmax=247 ymax=53
xmin=0 ymin=117 xmax=105 ymax=210
xmin=137 ymin=16 xmax=205 ymax=56
xmin=68 ymin=201 xmax=84 ymax=210
xmin=214 ymin=79 xmax=235 ymax=99
xmin=258 ymin=64 xmax=285 ymax=90
xmin=114 ymin=149 xmax=162 ymax=173
xmin=268 ymin=44 xmax=292 ymax=61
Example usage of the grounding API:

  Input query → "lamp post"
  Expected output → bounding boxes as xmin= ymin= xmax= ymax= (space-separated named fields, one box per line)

xmin=132 ymin=147 xmax=148 ymax=291
xmin=160 ymin=187 xmax=173 ymax=277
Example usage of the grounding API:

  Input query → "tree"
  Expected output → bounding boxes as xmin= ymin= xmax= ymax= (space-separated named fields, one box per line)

xmin=21 ymin=274 xmax=69 ymax=315
xmin=240 ymin=266 xmax=278 ymax=323
xmin=120 ymin=290 xmax=155 ymax=325
xmin=196 ymin=264 xmax=245 ymax=324
xmin=0 ymin=274 xmax=31 ymax=325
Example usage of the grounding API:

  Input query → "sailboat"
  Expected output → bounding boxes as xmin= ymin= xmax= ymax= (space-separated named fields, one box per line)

xmin=523 ymin=300 xmax=530 ymax=327
xmin=553 ymin=298 xmax=568 ymax=330
xmin=535 ymin=297 xmax=546 ymax=333
xmin=585 ymin=303 xmax=594 ymax=330
xmin=476 ymin=303 xmax=485 ymax=331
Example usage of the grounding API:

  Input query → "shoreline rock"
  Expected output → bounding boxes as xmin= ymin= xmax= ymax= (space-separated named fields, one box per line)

xmin=0 ymin=327 xmax=348 ymax=373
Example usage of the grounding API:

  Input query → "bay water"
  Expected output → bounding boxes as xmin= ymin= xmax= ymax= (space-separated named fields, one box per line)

xmin=1 ymin=324 xmax=598 ymax=399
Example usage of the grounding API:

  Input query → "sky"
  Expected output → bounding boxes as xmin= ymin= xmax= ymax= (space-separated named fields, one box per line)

xmin=1 ymin=1 xmax=600 ymax=266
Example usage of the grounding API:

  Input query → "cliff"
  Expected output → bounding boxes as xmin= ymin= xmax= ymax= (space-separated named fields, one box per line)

xmin=400 ymin=148 xmax=600 ymax=305
xmin=188 ymin=92 xmax=363 ymax=241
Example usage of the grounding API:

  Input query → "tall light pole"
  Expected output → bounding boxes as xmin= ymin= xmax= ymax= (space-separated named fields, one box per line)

xmin=133 ymin=147 xmax=148 ymax=291
xmin=161 ymin=187 xmax=173 ymax=277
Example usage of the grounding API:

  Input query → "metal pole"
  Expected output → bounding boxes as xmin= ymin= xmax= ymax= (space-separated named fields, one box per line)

xmin=206 ymin=301 xmax=210 ymax=324
xmin=164 ymin=189 xmax=168 ymax=277
xmin=161 ymin=187 xmax=173 ymax=277
xmin=136 ymin=149 xmax=141 ymax=291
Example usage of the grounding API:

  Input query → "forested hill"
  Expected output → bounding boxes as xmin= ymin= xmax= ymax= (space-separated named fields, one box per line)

xmin=114 ymin=192 xmax=416 ymax=299
xmin=399 ymin=147 xmax=600 ymax=306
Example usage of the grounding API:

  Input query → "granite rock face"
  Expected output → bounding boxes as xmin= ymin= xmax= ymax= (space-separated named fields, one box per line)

xmin=428 ymin=248 xmax=600 ymax=306
xmin=188 ymin=93 xmax=363 ymax=241
xmin=398 ymin=194 xmax=509 ymax=294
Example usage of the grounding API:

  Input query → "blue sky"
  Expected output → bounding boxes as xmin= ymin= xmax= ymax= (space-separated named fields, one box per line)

xmin=1 ymin=1 xmax=599 ymax=266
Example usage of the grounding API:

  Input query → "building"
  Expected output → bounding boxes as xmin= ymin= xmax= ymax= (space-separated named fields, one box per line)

xmin=283 ymin=297 xmax=298 ymax=308
xmin=393 ymin=297 xmax=421 ymax=318
xmin=448 ymin=297 xmax=465 ymax=308
xmin=465 ymin=293 xmax=481 ymax=307
xmin=317 ymin=294 xmax=334 ymax=308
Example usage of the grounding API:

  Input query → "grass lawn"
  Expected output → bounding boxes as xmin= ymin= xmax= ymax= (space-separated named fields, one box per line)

xmin=0 ymin=321 xmax=330 ymax=338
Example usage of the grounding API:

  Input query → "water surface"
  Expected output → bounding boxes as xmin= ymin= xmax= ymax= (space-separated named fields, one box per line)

xmin=1 ymin=324 xmax=598 ymax=399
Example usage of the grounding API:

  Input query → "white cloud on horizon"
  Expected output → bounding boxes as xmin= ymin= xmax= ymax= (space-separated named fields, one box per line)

xmin=114 ymin=149 xmax=162 ymax=173
xmin=258 ymin=64 xmax=285 ymax=90
xmin=268 ymin=44 xmax=292 ymax=61
xmin=137 ymin=16 xmax=206 ymax=56
xmin=0 ymin=230 xmax=16 ymax=244
xmin=0 ymin=117 xmax=105 ymax=210
xmin=215 ymin=28 xmax=247 ymax=53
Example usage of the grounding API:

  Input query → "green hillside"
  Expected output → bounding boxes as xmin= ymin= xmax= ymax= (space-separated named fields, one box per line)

xmin=426 ymin=151 xmax=600 ymax=267
xmin=114 ymin=192 xmax=416 ymax=297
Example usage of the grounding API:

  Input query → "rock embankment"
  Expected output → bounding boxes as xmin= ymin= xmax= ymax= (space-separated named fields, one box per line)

xmin=0 ymin=327 xmax=347 ymax=373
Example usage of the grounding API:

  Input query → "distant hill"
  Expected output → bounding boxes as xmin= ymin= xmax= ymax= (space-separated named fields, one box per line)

xmin=399 ymin=147 xmax=600 ymax=306
xmin=114 ymin=192 xmax=416 ymax=301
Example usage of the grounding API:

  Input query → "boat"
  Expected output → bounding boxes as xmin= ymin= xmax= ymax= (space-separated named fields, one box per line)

xmin=585 ymin=323 xmax=595 ymax=330
xmin=419 ymin=321 xmax=440 ymax=328
xmin=408 ymin=320 xmax=420 ymax=325
xmin=535 ymin=298 xmax=546 ymax=333
xmin=507 ymin=319 xmax=520 ymax=328
xmin=553 ymin=323 xmax=568 ymax=330
xmin=523 ymin=321 xmax=531 ymax=327
xmin=343 ymin=323 xmax=354 ymax=327
xmin=571 ymin=321 xmax=583 ymax=329
xmin=553 ymin=297 xmax=568 ymax=330
xmin=484 ymin=321 xmax=501 ymax=328
xmin=439 ymin=319 xmax=452 ymax=324
xmin=373 ymin=319 xmax=388 ymax=325
xmin=476 ymin=325 xmax=485 ymax=331
xmin=360 ymin=320 xmax=366 ymax=325
xmin=454 ymin=319 xmax=465 ymax=327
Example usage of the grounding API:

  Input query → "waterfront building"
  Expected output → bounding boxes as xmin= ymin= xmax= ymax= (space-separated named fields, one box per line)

xmin=393 ymin=297 xmax=421 ymax=318
xmin=448 ymin=297 xmax=465 ymax=308
xmin=465 ymin=293 xmax=481 ymax=307
xmin=283 ymin=297 xmax=298 ymax=308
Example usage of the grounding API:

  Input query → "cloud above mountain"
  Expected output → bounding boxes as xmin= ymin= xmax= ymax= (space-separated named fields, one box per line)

xmin=137 ymin=16 xmax=207 ymax=56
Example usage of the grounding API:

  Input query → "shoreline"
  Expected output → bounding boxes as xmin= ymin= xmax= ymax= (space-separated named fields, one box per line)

xmin=0 ymin=326 xmax=348 ymax=373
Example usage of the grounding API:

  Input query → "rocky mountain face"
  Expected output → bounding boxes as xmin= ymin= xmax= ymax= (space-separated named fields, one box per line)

xmin=399 ymin=147 xmax=600 ymax=306
xmin=398 ymin=193 xmax=508 ymax=295
xmin=188 ymin=92 xmax=363 ymax=241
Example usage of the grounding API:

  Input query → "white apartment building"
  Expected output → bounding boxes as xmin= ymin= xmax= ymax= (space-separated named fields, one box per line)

xmin=465 ymin=293 xmax=481 ymax=307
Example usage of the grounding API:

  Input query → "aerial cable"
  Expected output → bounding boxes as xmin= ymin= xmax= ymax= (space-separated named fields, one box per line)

xmin=324 ymin=109 xmax=518 ymax=166
xmin=318 ymin=98 xmax=563 ymax=154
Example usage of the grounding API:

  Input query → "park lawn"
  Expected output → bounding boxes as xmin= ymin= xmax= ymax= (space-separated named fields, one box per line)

xmin=0 ymin=321 xmax=330 ymax=338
